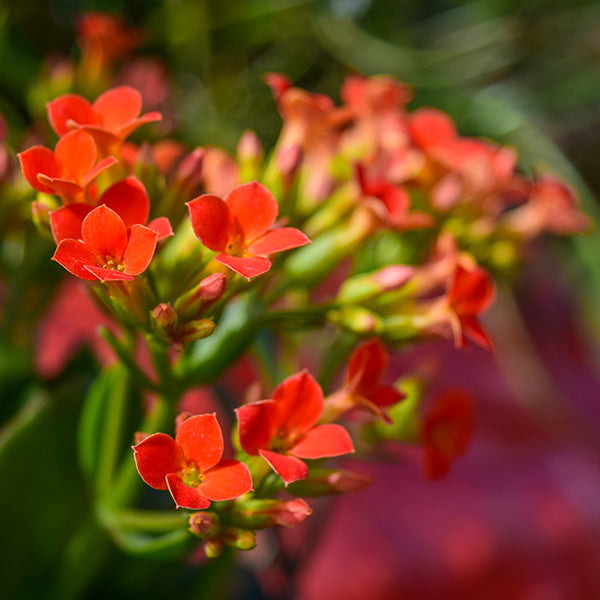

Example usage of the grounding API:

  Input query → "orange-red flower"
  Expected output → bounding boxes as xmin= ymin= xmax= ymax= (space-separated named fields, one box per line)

xmin=133 ymin=414 xmax=253 ymax=510
xmin=324 ymin=338 xmax=404 ymax=423
xmin=446 ymin=265 xmax=495 ymax=349
xmin=356 ymin=164 xmax=433 ymax=231
xmin=18 ymin=130 xmax=117 ymax=204
xmin=187 ymin=181 xmax=310 ymax=280
xmin=49 ymin=175 xmax=172 ymax=243
xmin=421 ymin=390 xmax=474 ymax=479
xmin=236 ymin=371 xmax=354 ymax=486
xmin=47 ymin=86 xmax=161 ymax=156
xmin=52 ymin=204 xmax=158 ymax=282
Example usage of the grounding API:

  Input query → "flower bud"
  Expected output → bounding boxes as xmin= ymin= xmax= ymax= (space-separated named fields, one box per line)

xmin=328 ymin=306 xmax=383 ymax=334
xmin=151 ymin=302 xmax=177 ymax=335
xmin=174 ymin=273 xmax=227 ymax=320
xmin=233 ymin=498 xmax=312 ymax=529
xmin=177 ymin=318 xmax=216 ymax=344
xmin=189 ymin=511 xmax=220 ymax=538
xmin=203 ymin=538 xmax=222 ymax=559
xmin=337 ymin=265 xmax=413 ymax=304
xmin=222 ymin=527 xmax=256 ymax=551
xmin=237 ymin=130 xmax=264 ymax=182
xmin=287 ymin=469 xmax=372 ymax=497
xmin=174 ymin=147 xmax=204 ymax=190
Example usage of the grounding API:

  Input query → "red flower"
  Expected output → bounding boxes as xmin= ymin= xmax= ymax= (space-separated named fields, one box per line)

xmin=18 ymin=130 xmax=117 ymax=204
xmin=47 ymin=86 xmax=162 ymax=156
xmin=356 ymin=164 xmax=433 ymax=231
xmin=236 ymin=371 xmax=354 ymax=486
xmin=421 ymin=390 xmax=474 ymax=479
xmin=49 ymin=175 xmax=172 ymax=243
xmin=133 ymin=414 xmax=253 ymax=510
xmin=447 ymin=265 xmax=495 ymax=349
xmin=52 ymin=204 xmax=158 ymax=282
xmin=187 ymin=181 xmax=310 ymax=280
xmin=345 ymin=338 xmax=405 ymax=419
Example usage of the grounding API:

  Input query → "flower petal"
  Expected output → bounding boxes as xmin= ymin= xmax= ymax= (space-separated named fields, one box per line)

xmin=226 ymin=181 xmax=278 ymax=242
xmin=215 ymin=254 xmax=271 ymax=280
xmin=52 ymin=239 xmax=100 ymax=280
xmin=47 ymin=94 xmax=95 ymax=136
xmin=18 ymin=146 xmax=59 ymax=194
xmin=259 ymin=449 xmax=308 ymax=486
xmin=54 ymin=130 xmax=97 ymax=183
xmin=93 ymin=85 xmax=142 ymax=134
xmin=176 ymin=414 xmax=223 ymax=472
xmin=147 ymin=217 xmax=173 ymax=241
xmin=272 ymin=371 xmax=323 ymax=434
xmin=460 ymin=315 xmax=493 ymax=350
xmin=449 ymin=266 xmax=495 ymax=316
xmin=247 ymin=227 xmax=310 ymax=256
xmin=409 ymin=107 xmax=456 ymax=150
xmin=82 ymin=205 xmax=128 ymax=260
xmin=347 ymin=338 xmax=388 ymax=393
xmin=122 ymin=224 xmax=157 ymax=276
xmin=368 ymin=384 xmax=405 ymax=408
xmin=117 ymin=111 xmax=163 ymax=140
xmin=236 ymin=400 xmax=281 ymax=456
xmin=166 ymin=472 xmax=210 ymax=510
xmin=132 ymin=432 xmax=183 ymax=490
xmin=50 ymin=204 xmax=92 ymax=243
xmin=100 ymin=175 xmax=149 ymax=227
xmin=77 ymin=126 xmax=122 ymax=158
xmin=200 ymin=459 xmax=253 ymax=501
xmin=84 ymin=264 xmax=135 ymax=282
xmin=81 ymin=156 xmax=119 ymax=189
xmin=37 ymin=176 xmax=84 ymax=202
xmin=186 ymin=194 xmax=232 ymax=252
xmin=290 ymin=424 xmax=354 ymax=459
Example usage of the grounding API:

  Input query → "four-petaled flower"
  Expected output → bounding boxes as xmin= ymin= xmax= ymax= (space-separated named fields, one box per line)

xmin=325 ymin=338 xmax=405 ymax=423
xmin=187 ymin=181 xmax=310 ymax=280
xmin=47 ymin=85 xmax=162 ymax=156
xmin=18 ymin=129 xmax=117 ymax=204
xmin=49 ymin=175 xmax=173 ymax=243
xmin=133 ymin=413 xmax=253 ymax=510
xmin=52 ymin=204 xmax=158 ymax=282
xmin=236 ymin=371 xmax=354 ymax=486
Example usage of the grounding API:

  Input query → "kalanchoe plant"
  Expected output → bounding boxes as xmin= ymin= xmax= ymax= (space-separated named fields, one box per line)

xmin=10 ymin=12 xmax=592 ymax=595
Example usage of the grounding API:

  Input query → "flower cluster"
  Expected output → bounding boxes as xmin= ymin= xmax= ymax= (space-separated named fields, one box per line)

xmin=16 ymin=29 xmax=589 ymax=563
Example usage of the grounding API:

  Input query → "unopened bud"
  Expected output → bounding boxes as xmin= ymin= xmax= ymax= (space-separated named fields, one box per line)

xmin=276 ymin=144 xmax=302 ymax=183
xmin=203 ymin=538 xmax=222 ymax=559
xmin=151 ymin=302 xmax=177 ymax=334
xmin=233 ymin=498 xmax=312 ymax=529
xmin=287 ymin=469 xmax=372 ymax=497
xmin=31 ymin=199 xmax=54 ymax=243
xmin=237 ymin=130 xmax=263 ymax=162
xmin=189 ymin=511 xmax=220 ymax=538
xmin=174 ymin=273 xmax=227 ymax=319
xmin=177 ymin=318 xmax=216 ymax=344
xmin=328 ymin=306 xmax=383 ymax=334
xmin=222 ymin=527 xmax=256 ymax=551
xmin=175 ymin=147 xmax=204 ymax=189
xmin=337 ymin=265 xmax=413 ymax=304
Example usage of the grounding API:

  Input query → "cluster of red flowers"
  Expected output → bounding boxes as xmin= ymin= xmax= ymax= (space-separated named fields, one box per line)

xmin=16 ymin=21 xmax=589 ymax=556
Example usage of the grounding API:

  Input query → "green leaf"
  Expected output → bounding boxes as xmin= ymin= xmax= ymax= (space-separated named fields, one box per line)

xmin=77 ymin=364 xmax=134 ymax=493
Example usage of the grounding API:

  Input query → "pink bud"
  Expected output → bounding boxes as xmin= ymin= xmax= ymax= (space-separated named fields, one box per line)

xmin=197 ymin=273 xmax=227 ymax=302
xmin=237 ymin=130 xmax=263 ymax=162
xmin=373 ymin=265 xmax=414 ymax=292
